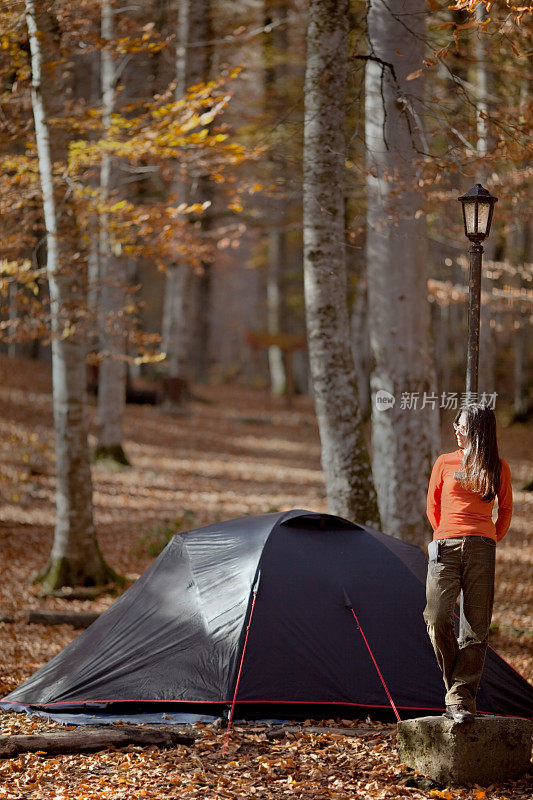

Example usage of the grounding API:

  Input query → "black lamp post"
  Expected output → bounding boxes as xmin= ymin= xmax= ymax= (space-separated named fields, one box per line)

xmin=457 ymin=183 xmax=498 ymax=397
xmin=456 ymin=184 xmax=497 ymax=644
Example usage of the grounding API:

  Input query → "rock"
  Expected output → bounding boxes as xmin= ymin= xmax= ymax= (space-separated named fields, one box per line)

xmin=397 ymin=715 xmax=533 ymax=786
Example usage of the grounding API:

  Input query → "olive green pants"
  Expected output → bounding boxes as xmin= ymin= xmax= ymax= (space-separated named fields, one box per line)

xmin=423 ymin=536 xmax=496 ymax=712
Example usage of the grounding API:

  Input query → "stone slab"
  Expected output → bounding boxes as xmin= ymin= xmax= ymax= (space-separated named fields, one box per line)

xmin=397 ymin=715 xmax=532 ymax=786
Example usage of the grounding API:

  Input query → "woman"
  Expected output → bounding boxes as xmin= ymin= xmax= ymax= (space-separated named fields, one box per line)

xmin=423 ymin=403 xmax=513 ymax=723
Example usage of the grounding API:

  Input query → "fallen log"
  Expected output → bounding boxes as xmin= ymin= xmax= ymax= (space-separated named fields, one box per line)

xmin=46 ymin=587 xmax=114 ymax=601
xmin=0 ymin=725 xmax=195 ymax=759
xmin=26 ymin=611 xmax=100 ymax=628
xmin=264 ymin=724 xmax=392 ymax=739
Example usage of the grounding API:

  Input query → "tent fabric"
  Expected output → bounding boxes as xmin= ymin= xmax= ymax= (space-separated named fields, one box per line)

xmin=2 ymin=509 xmax=532 ymax=721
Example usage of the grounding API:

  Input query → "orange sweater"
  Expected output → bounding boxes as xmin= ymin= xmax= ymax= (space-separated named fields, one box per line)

xmin=426 ymin=449 xmax=513 ymax=542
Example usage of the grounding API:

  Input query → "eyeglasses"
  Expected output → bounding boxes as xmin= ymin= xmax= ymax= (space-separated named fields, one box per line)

xmin=453 ymin=422 xmax=467 ymax=435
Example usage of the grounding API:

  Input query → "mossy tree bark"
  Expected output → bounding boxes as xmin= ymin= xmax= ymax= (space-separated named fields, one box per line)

xmin=303 ymin=0 xmax=380 ymax=527
xmin=25 ymin=0 xmax=121 ymax=592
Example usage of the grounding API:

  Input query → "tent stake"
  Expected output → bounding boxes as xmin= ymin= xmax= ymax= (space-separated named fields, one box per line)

xmin=222 ymin=572 xmax=261 ymax=754
xmin=344 ymin=590 xmax=401 ymax=722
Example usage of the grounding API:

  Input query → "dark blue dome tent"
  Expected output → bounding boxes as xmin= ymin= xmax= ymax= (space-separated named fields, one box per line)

xmin=2 ymin=510 xmax=532 ymax=724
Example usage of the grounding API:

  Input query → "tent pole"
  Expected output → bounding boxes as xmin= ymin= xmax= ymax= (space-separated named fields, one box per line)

xmin=222 ymin=572 xmax=261 ymax=754
xmin=343 ymin=590 xmax=401 ymax=722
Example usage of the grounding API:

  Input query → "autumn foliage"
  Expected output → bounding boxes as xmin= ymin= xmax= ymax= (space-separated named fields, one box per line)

xmin=0 ymin=3 xmax=256 ymax=355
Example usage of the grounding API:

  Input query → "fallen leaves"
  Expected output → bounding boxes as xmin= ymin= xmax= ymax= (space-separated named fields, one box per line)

xmin=0 ymin=355 xmax=532 ymax=800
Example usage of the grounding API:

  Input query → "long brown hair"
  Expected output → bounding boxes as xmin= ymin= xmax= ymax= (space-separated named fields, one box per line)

xmin=454 ymin=404 xmax=501 ymax=502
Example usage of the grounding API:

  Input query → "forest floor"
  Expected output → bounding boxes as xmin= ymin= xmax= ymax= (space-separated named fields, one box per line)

xmin=0 ymin=353 xmax=531 ymax=800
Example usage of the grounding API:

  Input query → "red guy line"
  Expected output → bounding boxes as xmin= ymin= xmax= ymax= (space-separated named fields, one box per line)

xmin=222 ymin=589 xmax=258 ymax=754
xmin=350 ymin=608 xmax=401 ymax=723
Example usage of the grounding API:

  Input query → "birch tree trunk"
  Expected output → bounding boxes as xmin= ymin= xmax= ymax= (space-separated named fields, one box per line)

xmin=162 ymin=0 xmax=212 ymax=404
xmin=267 ymin=227 xmax=287 ymax=395
xmin=25 ymin=0 xmax=119 ymax=592
xmin=365 ymin=0 xmax=440 ymax=546
xmin=303 ymin=0 xmax=379 ymax=526
xmin=95 ymin=0 xmax=129 ymax=465
xmin=264 ymin=0 xmax=289 ymax=396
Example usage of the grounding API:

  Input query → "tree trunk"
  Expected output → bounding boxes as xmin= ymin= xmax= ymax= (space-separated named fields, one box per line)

xmin=162 ymin=260 xmax=195 ymax=381
xmin=350 ymin=273 xmax=371 ymax=420
xmin=365 ymin=0 xmax=440 ymax=546
xmin=513 ymin=316 xmax=528 ymax=417
xmin=162 ymin=0 xmax=212 ymax=402
xmin=25 ymin=0 xmax=119 ymax=592
xmin=264 ymin=0 xmax=289 ymax=397
xmin=186 ymin=0 xmax=213 ymax=386
xmin=474 ymin=3 xmax=496 ymax=396
xmin=303 ymin=0 xmax=380 ymax=526
xmin=432 ymin=300 xmax=452 ymax=407
xmin=8 ymin=280 xmax=17 ymax=358
xmin=191 ymin=249 xmax=212 ymax=383
xmin=95 ymin=0 xmax=129 ymax=465
xmin=512 ymin=215 xmax=531 ymax=419
xmin=267 ymin=228 xmax=286 ymax=395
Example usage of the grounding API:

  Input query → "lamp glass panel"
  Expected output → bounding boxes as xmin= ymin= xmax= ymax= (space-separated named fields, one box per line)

xmin=463 ymin=203 xmax=477 ymax=234
xmin=477 ymin=203 xmax=490 ymax=235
